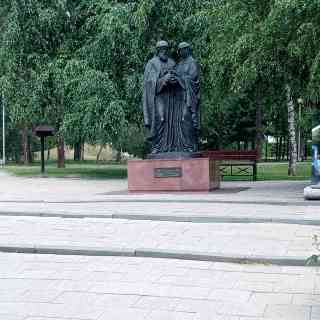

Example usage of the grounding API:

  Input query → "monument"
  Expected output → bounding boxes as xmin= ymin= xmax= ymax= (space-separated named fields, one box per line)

xmin=128 ymin=41 xmax=220 ymax=192
xmin=143 ymin=41 xmax=200 ymax=156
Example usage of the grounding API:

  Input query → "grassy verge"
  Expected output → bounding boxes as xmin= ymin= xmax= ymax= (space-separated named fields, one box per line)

xmin=257 ymin=161 xmax=310 ymax=181
xmin=4 ymin=162 xmax=127 ymax=179
xmin=3 ymin=160 xmax=311 ymax=181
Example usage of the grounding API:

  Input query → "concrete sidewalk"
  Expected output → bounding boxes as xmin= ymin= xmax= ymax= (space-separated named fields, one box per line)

xmin=0 ymin=176 xmax=319 ymax=264
xmin=0 ymin=216 xmax=318 ymax=261
xmin=1 ymin=253 xmax=320 ymax=320
xmin=0 ymin=174 xmax=310 ymax=203
xmin=0 ymin=175 xmax=319 ymax=319
xmin=0 ymin=200 xmax=319 ymax=223
xmin=0 ymin=176 xmax=319 ymax=223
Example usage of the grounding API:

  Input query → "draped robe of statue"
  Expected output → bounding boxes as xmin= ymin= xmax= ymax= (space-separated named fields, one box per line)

xmin=143 ymin=54 xmax=200 ymax=155
xmin=174 ymin=55 xmax=201 ymax=152
xmin=143 ymin=56 xmax=177 ymax=154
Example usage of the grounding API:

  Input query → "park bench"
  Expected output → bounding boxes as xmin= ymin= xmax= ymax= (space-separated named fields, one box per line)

xmin=196 ymin=150 xmax=259 ymax=181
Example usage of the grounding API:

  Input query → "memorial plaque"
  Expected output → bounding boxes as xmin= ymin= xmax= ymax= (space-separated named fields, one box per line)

xmin=154 ymin=167 xmax=182 ymax=178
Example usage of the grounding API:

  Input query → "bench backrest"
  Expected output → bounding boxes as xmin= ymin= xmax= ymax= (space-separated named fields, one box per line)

xmin=196 ymin=150 xmax=259 ymax=161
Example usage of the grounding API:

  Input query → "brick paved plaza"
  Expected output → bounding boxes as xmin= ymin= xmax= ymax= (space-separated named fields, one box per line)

xmin=0 ymin=173 xmax=319 ymax=319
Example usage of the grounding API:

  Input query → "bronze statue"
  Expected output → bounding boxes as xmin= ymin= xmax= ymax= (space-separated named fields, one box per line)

xmin=143 ymin=41 xmax=200 ymax=157
xmin=175 ymin=42 xmax=201 ymax=152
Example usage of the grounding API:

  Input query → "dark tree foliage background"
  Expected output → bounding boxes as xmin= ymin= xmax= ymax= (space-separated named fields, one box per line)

xmin=0 ymin=0 xmax=319 ymax=173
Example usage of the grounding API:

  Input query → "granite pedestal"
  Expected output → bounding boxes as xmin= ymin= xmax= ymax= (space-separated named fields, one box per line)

xmin=128 ymin=158 xmax=220 ymax=192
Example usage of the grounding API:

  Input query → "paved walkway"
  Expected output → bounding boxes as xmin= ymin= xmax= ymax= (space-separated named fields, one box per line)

xmin=0 ymin=175 xmax=310 ymax=203
xmin=0 ymin=216 xmax=318 ymax=258
xmin=1 ymin=201 xmax=319 ymax=223
xmin=0 ymin=174 xmax=320 ymax=319
xmin=0 ymin=176 xmax=319 ymax=223
xmin=1 ymin=253 xmax=319 ymax=320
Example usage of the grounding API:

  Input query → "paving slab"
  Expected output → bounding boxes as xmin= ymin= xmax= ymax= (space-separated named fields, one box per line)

xmin=0 ymin=174 xmax=318 ymax=319
xmin=0 ymin=253 xmax=318 ymax=320
xmin=1 ymin=201 xmax=320 ymax=223
xmin=0 ymin=176 xmax=319 ymax=225
xmin=0 ymin=216 xmax=318 ymax=261
xmin=0 ymin=175 xmax=310 ymax=203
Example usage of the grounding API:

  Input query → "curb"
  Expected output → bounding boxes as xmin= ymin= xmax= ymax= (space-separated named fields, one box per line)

xmin=0 ymin=199 xmax=318 ymax=206
xmin=0 ymin=211 xmax=113 ymax=219
xmin=0 ymin=244 xmax=308 ymax=266
xmin=0 ymin=244 xmax=134 ymax=257
xmin=0 ymin=211 xmax=320 ymax=226
xmin=113 ymin=214 xmax=320 ymax=226
xmin=135 ymin=249 xmax=307 ymax=266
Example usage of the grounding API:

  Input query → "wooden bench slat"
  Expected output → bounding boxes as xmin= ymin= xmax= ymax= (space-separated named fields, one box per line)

xmin=196 ymin=150 xmax=259 ymax=161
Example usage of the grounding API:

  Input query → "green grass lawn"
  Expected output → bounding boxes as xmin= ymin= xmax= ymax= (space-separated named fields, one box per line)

xmin=4 ymin=161 xmax=127 ymax=179
xmin=257 ymin=161 xmax=311 ymax=181
xmin=3 ymin=160 xmax=311 ymax=181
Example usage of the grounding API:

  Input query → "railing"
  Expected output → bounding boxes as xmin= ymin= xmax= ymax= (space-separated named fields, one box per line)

xmin=196 ymin=150 xmax=259 ymax=181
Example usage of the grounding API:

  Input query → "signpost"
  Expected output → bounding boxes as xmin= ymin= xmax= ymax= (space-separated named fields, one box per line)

xmin=34 ymin=125 xmax=55 ymax=174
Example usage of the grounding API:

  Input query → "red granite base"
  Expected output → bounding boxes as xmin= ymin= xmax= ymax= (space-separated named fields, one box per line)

xmin=128 ymin=158 xmax=220 ymax=192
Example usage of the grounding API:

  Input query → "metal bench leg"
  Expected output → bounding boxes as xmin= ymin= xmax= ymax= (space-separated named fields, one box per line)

xmin=253 ymin=161 xmax=257 ymax=181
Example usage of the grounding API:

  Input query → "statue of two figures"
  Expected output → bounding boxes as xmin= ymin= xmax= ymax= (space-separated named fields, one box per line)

xmin=143 ymin=41 xmax=200 ymax=158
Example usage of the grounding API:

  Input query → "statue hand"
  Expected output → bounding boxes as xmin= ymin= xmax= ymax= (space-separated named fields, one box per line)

xmin=168 ymin=72 xmax=179 ymax=84
xmin=169 ymin=77 xmax=177 ymax=84
xmin=163 ymin=73 xmax=172 ymax=83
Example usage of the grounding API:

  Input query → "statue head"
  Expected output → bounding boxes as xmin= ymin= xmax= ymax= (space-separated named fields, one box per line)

xmin=178 ymin=42 xmax=192 ymax=59
xmin=156 ymin=40 xmax=169 ymax=62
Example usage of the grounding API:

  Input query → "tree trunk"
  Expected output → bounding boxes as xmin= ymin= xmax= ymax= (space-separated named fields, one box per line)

xmin=286 ymin=84 xmax=297 ymax=176
xmin=27 ymin=137 xmax=33 ymax=163
xmin=81 ymin=143 xmax=85 ymax=161
xmin=283 ymin=137 xmax=288 ymax=161
xmin=300 ymin=136 xmax=305 ymax=161
xmin=265 ymin=136 xmax=268 ymax=161
xmin=96 ymin=144 xmax=104 ymax=163
xmin=21 ymin=127 xmax=29 ymax=165
xmin=283 ymin=137 xmax=287 ymax=161
xmin=304 ymin=140 xmax=308 ymax=161
xmin=74 ymin=142 xmax=81 ymax=161
xmin=255 ymin=89 xmax=263 ymax=160
xmin=57 ymin=136 xmax=65 ymax=168
xmin=286 ymin=138 xmax=289 ymax=161
xmin=279 ymin=136 xmax=283 ymax=160
xmin=275 ymin=137 xmax=279 ymax=161
xmin=116 ymin=149 xmax=122 ymax=163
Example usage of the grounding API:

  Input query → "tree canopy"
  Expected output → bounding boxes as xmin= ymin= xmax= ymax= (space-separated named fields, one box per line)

xmin=0 ymin=0 xmax=319 ymax=168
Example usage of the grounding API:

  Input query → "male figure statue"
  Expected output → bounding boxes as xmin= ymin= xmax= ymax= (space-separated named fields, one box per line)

xmin=143 ymin=41 xmax=177 ymax=154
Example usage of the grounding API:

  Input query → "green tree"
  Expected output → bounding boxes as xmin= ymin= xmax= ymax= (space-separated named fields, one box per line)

xmin=0 ymin=0 xmax=44 ymax=163
xmin=204 ymin=0 xmax=320 ymax=172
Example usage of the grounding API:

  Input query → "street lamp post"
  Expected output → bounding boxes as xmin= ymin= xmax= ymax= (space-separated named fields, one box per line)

xmin=297 ymin=98 xmax=304 ymax=162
